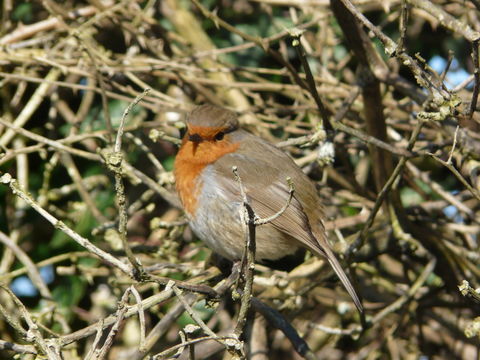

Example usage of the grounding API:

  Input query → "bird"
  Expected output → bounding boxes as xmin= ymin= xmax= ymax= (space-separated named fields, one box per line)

xmin=174 ymin=104 xmax=363 ymax=313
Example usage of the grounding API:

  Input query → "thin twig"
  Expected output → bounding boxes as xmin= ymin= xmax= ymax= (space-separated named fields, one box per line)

xmin=170 ymin=281 xmax=243 ymax=354
xmin=0 ymin=285 xmax=62 ymax=360
xmin=232 ymin=166 xmax=256 ymax=341
xmin=255 ymin=177 xmax=295 ymax=225
xmin=447 ymin=125 xmax=459 ymax=164
xmin=312 ymin=257 xmax=437 ymax=336
xmin=428 ymin=153 xmax=480 ymax=201
xmin=290 ymin=29 xmax=332 ymax=132
xmin=469 ymin=39 xmax=480 ymax=120
xmin=109 ymin=88 xmax=151 ymax=279
xmin=0 ymin=69 xmax=61 ymax=148
xmin=0 ymin=173 xmax=133 ymax=276
xmin=349 ymin=117 xmax=425 ymax=255
xmin=0 ymin=231 xmax=52 ymax=299
xmin=93 ymin=287 xmax=133 ymax=360
xmin=251 ymin=297 xmax=318 ymax=360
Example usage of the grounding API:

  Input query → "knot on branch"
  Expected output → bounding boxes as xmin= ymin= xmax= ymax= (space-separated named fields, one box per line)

xmin=100 ymin=149 xmax=123 ymax=172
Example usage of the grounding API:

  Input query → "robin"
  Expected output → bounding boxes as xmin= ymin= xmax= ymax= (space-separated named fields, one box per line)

xmin=174 ymin=104 xmax=362 ymax=312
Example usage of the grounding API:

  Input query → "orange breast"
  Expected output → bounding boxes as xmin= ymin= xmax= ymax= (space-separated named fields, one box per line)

xmin=174 ymin=136 xmax=240 ymax=215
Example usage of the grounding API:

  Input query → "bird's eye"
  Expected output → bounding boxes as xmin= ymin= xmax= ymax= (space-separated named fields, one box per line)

xmin=214 ymin=132 xmax=225 ymax=141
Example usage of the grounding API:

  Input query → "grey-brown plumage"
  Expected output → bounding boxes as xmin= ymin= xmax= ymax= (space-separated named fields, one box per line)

xmin=174 ymin=104 xmax=363 ymax=313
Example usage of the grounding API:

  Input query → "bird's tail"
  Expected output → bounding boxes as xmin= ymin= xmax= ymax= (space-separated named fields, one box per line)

xmin=324 ymin=246 xmax=363 ymax=313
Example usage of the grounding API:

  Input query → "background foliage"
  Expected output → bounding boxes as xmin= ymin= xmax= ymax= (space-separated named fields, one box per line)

xmin=0 ymin=0 xmax=479 ymax=359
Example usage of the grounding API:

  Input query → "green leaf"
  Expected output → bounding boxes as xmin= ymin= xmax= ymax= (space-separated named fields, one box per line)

xmin=13 ymin=3 xmax=33 ymax=23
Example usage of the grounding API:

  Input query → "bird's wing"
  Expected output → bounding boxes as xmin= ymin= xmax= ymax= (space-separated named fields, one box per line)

xmin=211 ymin=135 xmax=363 ymax=312
xmin=212 ymin=144 xmax=325 ymax=256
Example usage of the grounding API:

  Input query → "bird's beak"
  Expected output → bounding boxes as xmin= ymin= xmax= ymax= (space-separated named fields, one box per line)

xmin=187 ymin=133 xmax=202 ymax=155
xmin=191 ymin=141 xmax=199 ymax=155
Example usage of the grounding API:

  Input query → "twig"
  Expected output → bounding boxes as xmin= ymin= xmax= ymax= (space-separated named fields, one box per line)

xmin=169 ymin=281 xmax=243 ymax=354
xmin=0 ymin=251 xmax=91 ymax=281
xmin=0 ymin=231 xmax=52 ymax=299
xmin=469 ymin=39 xmax=480 ymax=120
xmin=336 ymin=0 xmax=446 ymax=99
xmin=290 ymin=29 xmax=332 ymax=133
xmin=251 ymin=297 xmax=317 ymax=360
xmin=0 ymin=71 xmax=162 ymax=112
xmin=440 ymin=50 xmax=455 ymax=84
xmin=107 ymin=88 xmax=151 ymax=279
xmin=84 ymin=321 xmax=104 ymax=360
xmin=190 ymin=0 xmax=313 ymax=100
xmin=232 ymin=166 xmax=257 ymax=340
xmin=123 ymin=162 xmax=181 ymax=208
xmin=150 ymin=275 xmax=218 ymax=297
xmin=0 ymin=3 xmax=110 ymax=45
xmin=0 ymin=296 xmax=28 ymax=337
xmin=93 ymin=287 xmax=133 ymax=360
xmin=152 ymin=335 xmax=238 ymax=359
xmin=406 ymin=0 xmax=480 ymax=42
xmin=0 ymin=117 xmax=102 ymax=161
xmin=60 ymin=153 xmax=109 ymax=223
xmin=447 ymin=125 xmax=459 ymax=164
xmin=129 ymin=266 xmax=236 ymax=360
xmin=312 ymin=257 xmax=437 ymax=336
xmin=232 ymin=167 xmax=296 ymax=342
xmin=349 ymin=117 xmax=425 ymax=255
xmin=126 ymin=132 xmax=167 ymax=176
xmin=428 ymin=153 xmax=480 ymax=201
xmin=0 ymin=144 xmax=46 ymax=167
xmin=0 ymin=340 xmax=36 ymax=355
xmin=0 ymin=69 xmax=61 ymax=148
xmin=397 ymin=0 xmax=409 ymax=53
xmin=255 ymin=178 xmax=295 ymax=225
xmin=58 ymin=285 xmax=180 ymax=347
xmin=333 ymin=119 xmax=415 ymax=158
xmin=250 ymin=315 xmax=268 ymax=360
xmin=0 ymin=173 xmax=133 ymax=276
xmin=130 ymin=286 xmax=146 ymax=351
xmin=405 ymin=161 xmax=473 ymax=216
xmin=130 ymin=294 xmax=198 ymax=360
xmin=183 ymin=324 xmax=199 ymax=360
xmin=78 ymin=34 xmax=114 ymax=145
xmin=458 ymin=280 xmax=480 ymax=303
xmin=0 ymin=284 xmax=62 ymax=360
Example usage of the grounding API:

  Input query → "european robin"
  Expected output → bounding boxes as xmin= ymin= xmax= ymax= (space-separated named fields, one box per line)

xmin=174 ymin=104 xmax=362 ymax=312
